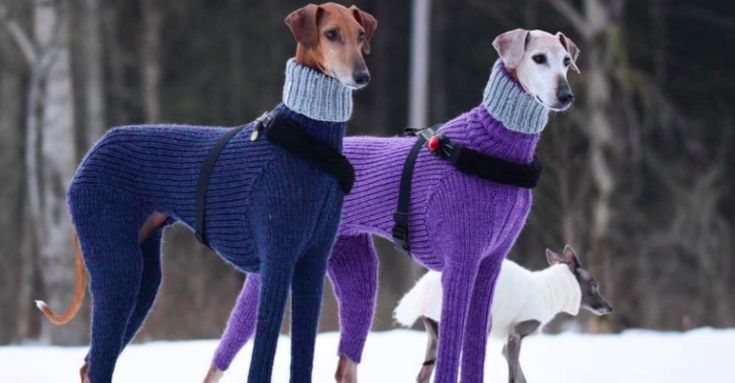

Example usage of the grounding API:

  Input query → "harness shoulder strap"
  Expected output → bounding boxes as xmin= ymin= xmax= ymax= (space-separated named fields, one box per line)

xmin=195 ymin=124 xmax=247 ymax=247
xmin=390 ymin=123 xmax=542 ymax=255
xmin=195 ymin=111 xmax=355 ymax=249
xmin=391 ymin=135 xmax=426 ymax=253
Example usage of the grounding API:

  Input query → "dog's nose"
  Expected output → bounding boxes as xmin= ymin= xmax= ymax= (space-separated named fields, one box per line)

xmin=558 ymin=86 xmax=575 ymax=105
xmin=353 ymin=70 xmax=371 ymax=86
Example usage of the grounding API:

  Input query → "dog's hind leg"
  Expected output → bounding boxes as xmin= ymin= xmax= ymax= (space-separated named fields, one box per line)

xmin=328 ymin=234 xmax=378 ymax=374
xmin=504 ymin=320 xmax=540 ymax=383
xmin=416 ymin=317 xmax=439 ymax=383
xmin=460 ymin=255 xmax=504 ymax=381
xmin=289 ymin=247 xmax=331 ymax=382
xmin=247 ymin=259 xmax=294 ymax=383
xmin=69 ymin=187 xmax=147 ymax=383
xmin=433 ymin=260 xmax=480 ymax=383
xmin=80 ymin=224 xmax=165 ymax=374
xmin=120 ymin=226 xmax=164 ymax=347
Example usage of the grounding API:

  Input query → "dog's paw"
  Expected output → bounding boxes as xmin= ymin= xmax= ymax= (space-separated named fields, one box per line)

xmin=203 ymin=362 xmax=224 ymax=383
xmin=335 ymin=356 xmax=358 ymax=383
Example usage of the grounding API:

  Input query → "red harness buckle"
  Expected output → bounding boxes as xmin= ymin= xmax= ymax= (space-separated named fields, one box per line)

xmin=427 ymin=135 xmax=440 ymax=152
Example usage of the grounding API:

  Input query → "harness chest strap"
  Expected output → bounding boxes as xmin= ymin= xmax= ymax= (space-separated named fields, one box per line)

xmin=391 ymin=126 xmax=543 ymax=254
xmin=195 ymin=111 xmax=355 ymax=248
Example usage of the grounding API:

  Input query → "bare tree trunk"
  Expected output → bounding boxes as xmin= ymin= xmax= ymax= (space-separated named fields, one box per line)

xmin=32 ymin=0 xmax=84 ymax=345
xmin=226 ymin=0 xmax=244 ymax=123
xmin=102 ymin=2 xmax=131 ymax=125
xmin=141 ymin=0 xmax=162 ymax=122
xmin=0 ymin=30 xmax=25 ymax=343
xmin=650 ymin=0 xmax=667 ymax=84
xmin=429 ymin=0 xmax=446 ymax=123
xmin=371 ymin=0 xmax=392 ymax=135
xmin=409 ymin=0 xmax=431 ymax=133
xmin=70 ymin=0 xmax=106 ymax=151
xmin=547 ymin=0 xmax=626 ymax=332
xmin=584 ymin=1 xmax=625 ymax=333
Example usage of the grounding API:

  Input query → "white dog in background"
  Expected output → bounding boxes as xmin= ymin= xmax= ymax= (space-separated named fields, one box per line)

xmin=395 ymin=245 xmax=613 ymax=383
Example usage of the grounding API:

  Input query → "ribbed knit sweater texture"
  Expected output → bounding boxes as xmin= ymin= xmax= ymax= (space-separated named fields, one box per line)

xmin=213 ymin=60 xmax=549 ymax=382
xmin=68 ymin=59 xmax=352 ymax=383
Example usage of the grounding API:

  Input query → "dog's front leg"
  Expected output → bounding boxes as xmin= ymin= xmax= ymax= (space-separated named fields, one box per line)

xmin=247 ymin=258 xmax=295 ymax=383
xmin=507 ymin=320 xmax=540 ymax=383
xmin=205 ymin=273 xmax=262 ymax=383
xmin=328 ymin=233 xmax=379 ymax=383
xmin=505 ymin=330 xmax=523 ymax=383
xmin=433 ymin=259 xmax=480 ymax=383
xmin=460 ymin=254 xmax=504 ymax=381
xmin=290 ymin=244 xmax=332 ymax=382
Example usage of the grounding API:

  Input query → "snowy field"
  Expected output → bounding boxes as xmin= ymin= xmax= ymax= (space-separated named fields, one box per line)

xmin=1 ymin=328 xmax=733 ymax=382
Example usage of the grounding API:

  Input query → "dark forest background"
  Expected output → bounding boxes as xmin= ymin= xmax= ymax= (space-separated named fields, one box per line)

xmin=0 ymin=0 xmax=733 ymax=345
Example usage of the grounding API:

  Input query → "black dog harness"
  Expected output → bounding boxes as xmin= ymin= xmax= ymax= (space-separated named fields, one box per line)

xmin=195 ymin=111 xmax=355 ymax=247
xmin=391 ymin=126 xmax=542 ymax=253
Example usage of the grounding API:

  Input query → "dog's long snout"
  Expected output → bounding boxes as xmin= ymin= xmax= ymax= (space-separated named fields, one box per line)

xmin=353 ymin=69 xmax=371 ymax=86
xmin=595 ymin=302 xmax=613 ymax=315
xmin=557 ymin=84 xmax=574 ymax=105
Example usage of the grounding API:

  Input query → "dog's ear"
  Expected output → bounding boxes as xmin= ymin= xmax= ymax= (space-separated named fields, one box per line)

xmin=556 ymin=32 xmax=581 ymax=73
xmin=545 ymin=248 xmax=563 ymax=265
xmin=492 ymin=29 xmax=529 ymax=69
xmin=285 ymin=4 xmax=322 ymax=49
xmin=350 ymin=5 xmax=378 ymax=55
xmin=562 ymin=244 xmax=582 ymax=269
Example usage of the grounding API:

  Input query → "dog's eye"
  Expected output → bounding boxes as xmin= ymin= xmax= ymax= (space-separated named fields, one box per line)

xmin=564 ymin=56 xmax=571 ymax=67
xmin=324 ymin=29 xmax=339 ymax=41
xmin=358 ymin=30 xmax=366 ymax=42
xmin=532 ymin=54 xmax=547 ymax=64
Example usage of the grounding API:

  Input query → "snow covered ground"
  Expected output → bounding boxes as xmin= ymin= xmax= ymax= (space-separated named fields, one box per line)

xmin=1 ymin=328 xmax=733 ymax=382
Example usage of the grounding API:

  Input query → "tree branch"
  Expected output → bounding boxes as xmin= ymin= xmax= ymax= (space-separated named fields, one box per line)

xmin=0 ymin=2 xmax=38 ymax=65
xmin=544 ymin=0 xmax=591 ymax=37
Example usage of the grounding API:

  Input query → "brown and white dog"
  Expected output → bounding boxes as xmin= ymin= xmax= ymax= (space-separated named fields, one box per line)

xmin=35 ymin=3 xmax=376 ymax=383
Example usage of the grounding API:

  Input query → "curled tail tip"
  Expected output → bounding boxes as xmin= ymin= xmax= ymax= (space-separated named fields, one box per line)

xmin=35 ymin=300 xmax=47 ymax=311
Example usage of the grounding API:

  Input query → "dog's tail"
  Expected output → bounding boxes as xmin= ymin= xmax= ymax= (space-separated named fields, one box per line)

xmin=394 ymin=271 xmax=441 ymax=327
xmin=36 ymin=233 xmax=87 ymax=325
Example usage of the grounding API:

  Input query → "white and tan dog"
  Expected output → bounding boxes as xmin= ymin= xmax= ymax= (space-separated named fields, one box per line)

xmin=496 ymin=29 xmax=579 ymax=110
xmin=395 ymin=245 xmax=613 ymax=383
xmin=206 ymin=29 xmax=585 ymax=383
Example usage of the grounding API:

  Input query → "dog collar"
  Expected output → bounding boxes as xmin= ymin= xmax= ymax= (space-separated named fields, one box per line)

xmin=392 ymin=125 xmax=542 ymax=253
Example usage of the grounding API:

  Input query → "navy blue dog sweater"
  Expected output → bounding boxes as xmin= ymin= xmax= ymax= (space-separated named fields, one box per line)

xmin=67 ymin=59 xmax=353 ymax=383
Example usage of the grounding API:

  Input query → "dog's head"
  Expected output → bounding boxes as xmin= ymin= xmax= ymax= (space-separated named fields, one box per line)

xmin=493 ymin=29 xmax=580 ymax=111
xmin=285 ymin=3 xmax=377 ymax=90
xmin=546 ymin=245 xmax=613 ymax=316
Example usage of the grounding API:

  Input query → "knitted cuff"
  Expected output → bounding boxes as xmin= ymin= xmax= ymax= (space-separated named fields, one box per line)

xmin=282 ymin=58 xmax=354 ymax=122
xmin=482 ymin=60 xmax=549 ymax=134
xmin=338 ymin=335 xmax=367 ymax=363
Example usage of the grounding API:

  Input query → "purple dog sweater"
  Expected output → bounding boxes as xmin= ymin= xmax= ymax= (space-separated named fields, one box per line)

xmin=213 ymin=60 xmax=549 ymax=382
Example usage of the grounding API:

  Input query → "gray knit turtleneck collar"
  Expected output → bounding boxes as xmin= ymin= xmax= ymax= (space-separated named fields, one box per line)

xmin=482 ymin=60 xmax=549 ymax=134
xmin=282 ymin=58 xmax=353 ymax=122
